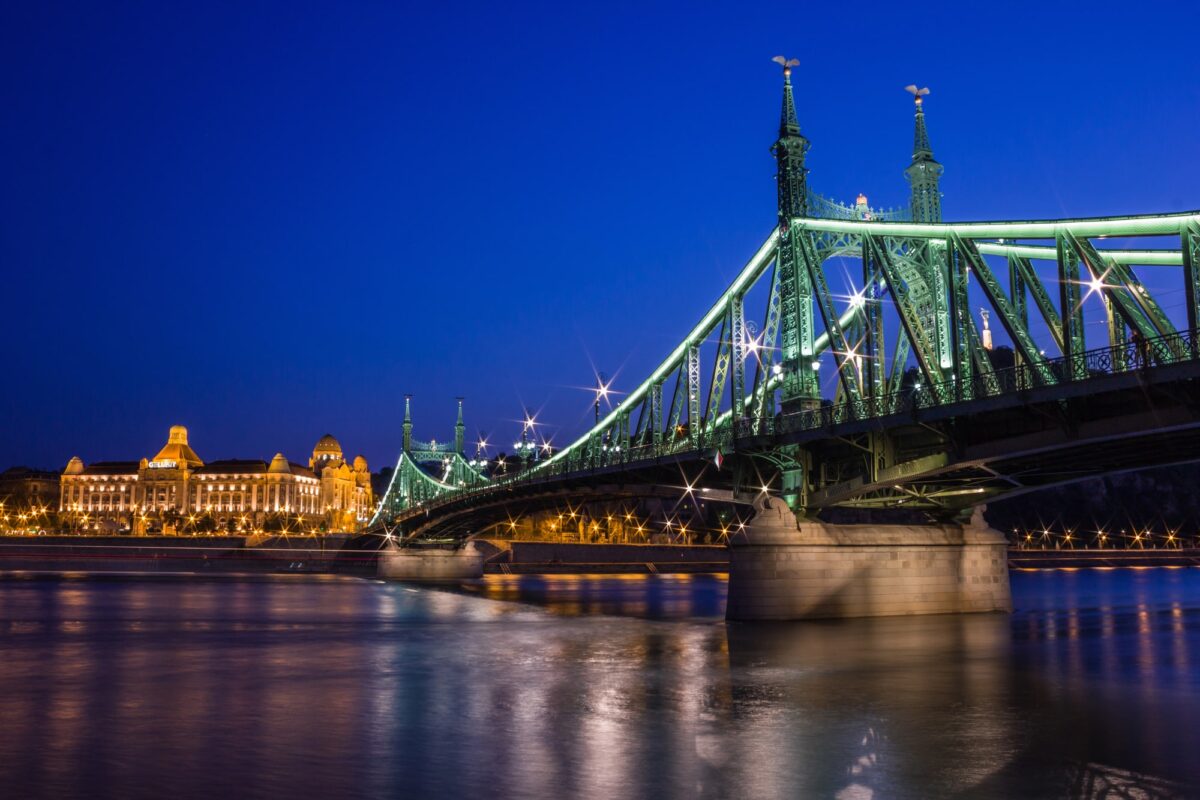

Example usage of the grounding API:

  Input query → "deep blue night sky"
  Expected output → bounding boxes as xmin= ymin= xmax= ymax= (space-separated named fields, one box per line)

xmin=2 ymin=1 xmax=1198 ymax=471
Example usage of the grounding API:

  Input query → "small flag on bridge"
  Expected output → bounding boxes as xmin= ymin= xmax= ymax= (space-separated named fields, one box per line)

xmin=713 ymin=449 xmax=724 ymax=470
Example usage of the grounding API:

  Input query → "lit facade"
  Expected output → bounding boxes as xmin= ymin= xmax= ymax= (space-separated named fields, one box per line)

xmin=0 ymin=467 xmax=59 ymax=531
xmin=59 ymin=426 xmax=373 ymax=534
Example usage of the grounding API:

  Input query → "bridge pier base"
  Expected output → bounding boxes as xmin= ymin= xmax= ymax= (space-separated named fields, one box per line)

xmin=726 ymin=498 xmax=1011 ymax=620
xmin=377 ymin=541 xmax=484 ymax=582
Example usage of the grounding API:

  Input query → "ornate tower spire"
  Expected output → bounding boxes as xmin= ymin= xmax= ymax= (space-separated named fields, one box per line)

xmin=402 ymin=394 xmax=413 ymax=452
xmin=455 ymin=397 xmax=465 ymax=455
xmin=772 ymin=56 xmax=810 ymax=222
xmin=904 ymin=85 xmax=943 ymax=223
xmin=771 ymin=54 xmax=819 ymax=431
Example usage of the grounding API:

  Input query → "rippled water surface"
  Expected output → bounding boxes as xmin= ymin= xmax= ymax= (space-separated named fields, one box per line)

xmin=1 ymin=568 xmax=1198 ymax=799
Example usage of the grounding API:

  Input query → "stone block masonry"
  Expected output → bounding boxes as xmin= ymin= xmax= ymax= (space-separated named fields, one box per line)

xmin=726 ymin=497 xmax=1011 ymax=620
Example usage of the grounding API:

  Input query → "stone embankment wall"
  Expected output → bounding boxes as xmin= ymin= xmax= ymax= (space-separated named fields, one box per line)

xmin=0 ymin=535 xmax=374 ymax=575
xmin=476 ymin=540 xmax=729 ymax=574
xmin=727 ymin=498 xmax=1012 ymax=620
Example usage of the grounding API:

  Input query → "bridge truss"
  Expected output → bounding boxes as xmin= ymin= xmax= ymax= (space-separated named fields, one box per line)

xmin=372 ymin=69 xmax=1200 ymax=537
xmin=374 ymin=211 xmax=1200 ymax=530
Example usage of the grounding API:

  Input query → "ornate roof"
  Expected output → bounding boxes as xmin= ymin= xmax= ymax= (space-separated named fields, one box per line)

xmin=313 ymin=434 xmax=342 ymax=456
xmin=151 ymin=425 xmax=203 ymax=468
xmin=193 ymin=459 xmax=269 ymax=475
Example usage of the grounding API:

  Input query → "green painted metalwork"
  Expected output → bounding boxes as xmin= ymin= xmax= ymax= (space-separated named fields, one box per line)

xmin=1105 ymin=291 xmax=1128 ymax=370
xmin=905 ymin=91 xmax=944 ymax=224
xmin=687 ymin=343 xmax=701 ymax=448
xmin=952 ymin=234 xmax=1056 ymax=385
xmin=369 ymin=70 xmax=1200 ymax=529
xmin=863 ymin=251 xmax=885 ymax=403
xmin=773 ymin=66 xmax=818 ymax=412
xmin=795 ymin=212 xmax=1200 ymax=239
xmin=807 ymin=191 xmax=909 ymax=222
xmin=704 ymin=315 xmax=732 ymax=435
xmin=797 ymin=231 xmax=863 ymax=406
xmin=370 ymin=398 xmax=489 ymax=523
xmin=650 ymin=383 xmax=663 ymax=442
xmin=1055 ymin=235 xmax=1088 ymax=380
xmin=947 ymin=240 xmax=973 ymax=399
xmin=963 ymin=315 xmax=1001 ymax=396
xmin=886 ymin=330 xmax=911 ymax=401
xmin=1010 ymin=255 xmax=1064 ymax=353
xmin=751 ymin=261 xmax=782 ymax=429
xmin=1066 ymin=231 xmax=1175 ymax=342
xmin=402 ymin=395 xmax=413 ymax=452
xmin=454 ymin=397 xmax=465 ymax=455
xmin=866 ymin=235 xmax=943 ymax=391
xmin=730 ymin=295 xmax=747 ymax=419
xmin=1184 ymin=222 xmax=1200 ymax=345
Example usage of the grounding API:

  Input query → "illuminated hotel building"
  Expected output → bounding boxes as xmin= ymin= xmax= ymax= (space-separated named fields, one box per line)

xmin=59 ymin=426 xmax=373 ymax=534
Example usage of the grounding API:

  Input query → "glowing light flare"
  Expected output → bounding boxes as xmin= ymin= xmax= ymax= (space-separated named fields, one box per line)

xmin=1081 ymin=268 xmax=1114 ymax=301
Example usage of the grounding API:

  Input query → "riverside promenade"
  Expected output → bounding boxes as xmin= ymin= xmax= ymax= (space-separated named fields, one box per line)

xmin=0 ymin=535 xmax=1194 ymax=577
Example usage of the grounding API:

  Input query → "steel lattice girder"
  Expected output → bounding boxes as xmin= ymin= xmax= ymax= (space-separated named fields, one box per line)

xmin=372 ymin=210 xmax=1200 ymax=525
xmin=530 ymin=211 xmax=1200 ymax=475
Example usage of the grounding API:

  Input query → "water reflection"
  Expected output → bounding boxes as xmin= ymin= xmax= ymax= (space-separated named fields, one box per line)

xmin=465 ymin=573 xmax=726 ymax=619
xmin=0 ymin=570 xmax=1195 ymax=798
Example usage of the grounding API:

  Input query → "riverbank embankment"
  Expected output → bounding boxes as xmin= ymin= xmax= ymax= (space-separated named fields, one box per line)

xmin=0 ymin=536 xmax=1195 ymax=577
xmin=0 ymin=535 xmax=377 ymax=576
xmin=1009 ymin=549 xmax=1200 ymax=569
xmin=475 ymin=540 xmax=729 ymax=574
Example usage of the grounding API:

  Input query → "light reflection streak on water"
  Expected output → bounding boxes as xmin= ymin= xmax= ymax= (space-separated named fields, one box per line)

xmin=0 ymin=570 xmax=1196 ymax=798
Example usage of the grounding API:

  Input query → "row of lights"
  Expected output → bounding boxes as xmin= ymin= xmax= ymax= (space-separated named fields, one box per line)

xmin=1012 ymin=527 xmax=1189 ymax=549
xmin=504 ymin=506 xmax=750 ymax=543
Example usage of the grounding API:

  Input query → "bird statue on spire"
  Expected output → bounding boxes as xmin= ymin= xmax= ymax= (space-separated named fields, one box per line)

xmin=904 ymin=82 xmax=942 ymax=222
xmin=772 ymin=55 xmax=800 ymax=77
xmin=905 ymin=84 xmax=931 ymax=106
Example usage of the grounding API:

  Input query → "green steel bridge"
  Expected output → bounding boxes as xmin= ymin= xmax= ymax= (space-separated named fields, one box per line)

xmin=373 ymin=65 xmax=1200 ymax=544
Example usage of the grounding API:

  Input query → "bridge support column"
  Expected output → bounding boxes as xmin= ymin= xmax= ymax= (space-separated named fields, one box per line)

xmin=726 ymin=498 xmax=1010 ymax=620
xmin=377 ymin=541 xmax=483 ymax=582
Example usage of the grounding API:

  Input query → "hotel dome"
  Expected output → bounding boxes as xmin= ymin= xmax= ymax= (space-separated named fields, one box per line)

xmin=312 ymin=434 xmax=343 ymax=460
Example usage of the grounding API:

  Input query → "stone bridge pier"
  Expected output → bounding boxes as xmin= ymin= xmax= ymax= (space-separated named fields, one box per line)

xmin=726 ymin=497 xmax=1011 ymax=620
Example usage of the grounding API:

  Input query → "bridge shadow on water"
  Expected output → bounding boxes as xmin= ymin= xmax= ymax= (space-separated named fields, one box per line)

xmin=428 ymin=568 xmax=1200 ymax=798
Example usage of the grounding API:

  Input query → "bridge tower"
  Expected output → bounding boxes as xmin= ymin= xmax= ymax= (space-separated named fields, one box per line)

xmin=771 ymin=58 xmax=818 ymax=509
xmin=455 ymin=397 xmax=465 ymax=455
xmin=402 ymin=395 xmax=413 ymax=452
xmin=773 ymin=57 xmax=819 ymax=416
xmin=904 ymin=88 xmax=943 ymax=223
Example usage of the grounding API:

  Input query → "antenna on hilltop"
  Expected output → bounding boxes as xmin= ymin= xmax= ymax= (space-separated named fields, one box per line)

xmin=905 ymin=84 xmax=931 ymax=105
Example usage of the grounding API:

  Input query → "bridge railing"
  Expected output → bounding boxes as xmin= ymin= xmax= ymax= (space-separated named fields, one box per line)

xmin=763 ymin=328 xmax=1198 ymax=437
xmin=386 ymin=329 xmax=1198 ymax=524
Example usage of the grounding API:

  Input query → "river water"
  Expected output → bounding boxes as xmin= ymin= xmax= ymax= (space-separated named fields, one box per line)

xmin=0 ymin=568 xmax=1197 ymax=799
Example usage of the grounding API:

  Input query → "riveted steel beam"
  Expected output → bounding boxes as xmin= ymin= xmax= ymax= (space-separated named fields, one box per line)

xmin=868 ymin=235 xmax=942 ymax=391
xmin=953 ymin=233 xmax=1056 ymax=386
xmin=1183 ymin=222 xmax=1200 ymax=339
xmin=730 ymin=294 xmax=747 ymax=420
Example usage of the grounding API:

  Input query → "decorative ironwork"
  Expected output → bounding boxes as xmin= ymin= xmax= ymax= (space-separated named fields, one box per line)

xmin=372 ymin=68 xmax=1200 ymax=530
